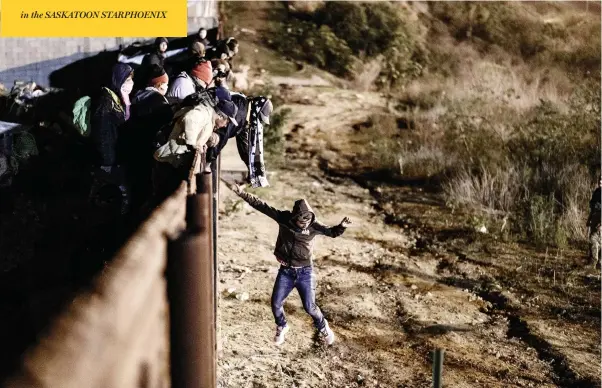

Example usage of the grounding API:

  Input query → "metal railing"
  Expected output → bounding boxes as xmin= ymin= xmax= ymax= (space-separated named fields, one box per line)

xmin=5 ymin=150 xmax=220 ymax=388
xmin=167 ymin=150 xmax=219 ymax=388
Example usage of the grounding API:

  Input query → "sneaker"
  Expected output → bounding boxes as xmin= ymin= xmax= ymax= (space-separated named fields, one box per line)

xmin=274 ymin=325 xmax=289 ymax=346
xmin=319 ymin=320 xmax=335 ymax=345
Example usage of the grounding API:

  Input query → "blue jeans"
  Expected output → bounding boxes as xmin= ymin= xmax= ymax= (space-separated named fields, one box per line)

xmin=271 ymin=266 xmax=326 ymax=331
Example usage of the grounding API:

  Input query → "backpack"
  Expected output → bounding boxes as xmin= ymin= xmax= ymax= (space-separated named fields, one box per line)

xmin=72 ymin=95 xmax=92 ymax=137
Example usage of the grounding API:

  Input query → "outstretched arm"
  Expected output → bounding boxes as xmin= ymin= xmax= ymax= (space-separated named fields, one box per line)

xmin=224 ymin=181 xmax=283 ymax=221
xmin=313 ymin=217 xmax=352 ymax=238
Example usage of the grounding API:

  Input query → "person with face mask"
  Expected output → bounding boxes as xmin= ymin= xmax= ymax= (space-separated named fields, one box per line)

xmin=196 ymin=28 xmax=210 ymax=48
xmin=89 ymin=63 xmax=134 ymax=214
xmin=116 ymin=64 xmax=170 ymax=212
xmin=224 ymin=181 xmax=352 ymax=346
xmin=167 ymin=57 xmax=213 ymax=101
xmin=135 ymin=37 xmax=169 ymax=92
xmin=131 ymin=64 xmax=170 ymax=117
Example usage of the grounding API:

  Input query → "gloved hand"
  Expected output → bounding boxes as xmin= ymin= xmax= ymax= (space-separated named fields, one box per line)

xmin=206 ymin=132 xmax=220 ymax=148
xmin=181 ymin=92 xmax=202 ymax=107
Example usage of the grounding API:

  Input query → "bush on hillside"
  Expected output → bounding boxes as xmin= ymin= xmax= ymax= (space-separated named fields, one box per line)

xmin=444 ymin=86 xmax=600 ymax=245
xmin=428 ymin=2 xmax=601 ymax=76
xmin=313 ymin=2 xmax=402 ymax=56
xmin=269 ymin=19 xmax=355 ymax=77
xmin=269 ymin=1 xmax=425 ymax=83
xmin=360 ymin=83 xmax=599 ymax=246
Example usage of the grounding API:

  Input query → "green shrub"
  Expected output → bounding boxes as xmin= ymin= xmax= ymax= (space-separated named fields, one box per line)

xmin=268 ymin=1 xmax=425 ymax=83
xmin=269 ymin=19 xmax=355 ymax=77
xmin=264 ymin=107 xmax=291 ymax=161
xmin=313 ymin=2 xmax=403 ymax=56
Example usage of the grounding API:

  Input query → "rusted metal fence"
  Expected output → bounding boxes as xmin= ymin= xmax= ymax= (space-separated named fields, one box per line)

xmin=5 ymin=151 xmax=220 ymax=388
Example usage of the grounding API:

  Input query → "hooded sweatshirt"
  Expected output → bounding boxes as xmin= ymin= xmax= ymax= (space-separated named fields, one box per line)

xmin=236 ymin=192 xmax=346 ymax=267
xmin=135 ymin=38 xmax=168 ymax=91
xmin=142 ymin=37 xmax=168 ymax=69
xmin=589 ymin=186 xmax=601 ymax=230
xmin=90 ymin=63 xmax=132 ymax=166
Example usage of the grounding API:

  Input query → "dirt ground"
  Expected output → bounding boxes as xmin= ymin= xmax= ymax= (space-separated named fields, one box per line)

xmin=216 ymin=84 xmax=601 ymax=388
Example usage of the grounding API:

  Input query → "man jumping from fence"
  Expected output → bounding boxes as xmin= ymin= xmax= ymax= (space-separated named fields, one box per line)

xmin=224 ymin=181 xmax=352 ymax=346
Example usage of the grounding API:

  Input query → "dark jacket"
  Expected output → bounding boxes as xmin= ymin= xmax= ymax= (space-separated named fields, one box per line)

xmin=132 ymin=88 xmax=169 ymax=118
xmin=237 ymin=192 xmax=346 ymax=267
xmin=90 ymin=63 xmax=132 ymax=166
xmin=122 ymin=88 xmax=175 ymax=162
xmin=207 ymin=93 xmax=249 ymax=164
xmin=136 ymin=38 xmax=168 ymax=90
xmin=588 ymin=187 xmax=601 ymax=230
xmin=142 ymin=51 xmax=165 ymax=69
xmin=142 ymin=38 xmax=168 ymax=68
xmin=590 ymin=187 xmax=601 ymax=212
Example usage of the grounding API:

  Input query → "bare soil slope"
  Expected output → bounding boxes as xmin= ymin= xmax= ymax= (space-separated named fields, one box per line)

xmin=216 ymin=85 xmax=600 ymax=388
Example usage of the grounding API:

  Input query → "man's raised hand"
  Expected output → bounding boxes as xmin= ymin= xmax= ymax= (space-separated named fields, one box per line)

xmin=340 ymin=217 xmax=352 ymax=228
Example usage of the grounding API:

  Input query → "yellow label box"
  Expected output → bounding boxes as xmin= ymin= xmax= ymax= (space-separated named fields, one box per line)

xmin=1 ymin=0 xmax=187 ymax=37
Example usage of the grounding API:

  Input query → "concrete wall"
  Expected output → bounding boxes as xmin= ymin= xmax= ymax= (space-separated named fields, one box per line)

xmin=5 ymin=184 xmax=187 ymax=388
xmin=0 ymin=0 xmax=218 ymax=87
xmin=0 ymin=37 xmax=146 ymax=87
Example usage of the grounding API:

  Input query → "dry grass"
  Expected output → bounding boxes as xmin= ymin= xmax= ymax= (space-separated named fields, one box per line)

xmin=443 ymin=166 xmax=520 ymax=214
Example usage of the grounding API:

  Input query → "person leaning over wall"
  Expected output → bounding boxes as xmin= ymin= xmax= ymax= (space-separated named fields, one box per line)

xmin=206 ymin=92 xmax=273 ymax=188
xmin=89 ymin=63 xmax=135 ymax=215
xmin=135 ymin=37 xmax=169 ymax=92
xmin=166 ymin=57 xmax=213 ymax=101
xmin=152 ymin=96 xmax=238 ymax=201
xmin=121 ymin=64 xmax=172 ymax=214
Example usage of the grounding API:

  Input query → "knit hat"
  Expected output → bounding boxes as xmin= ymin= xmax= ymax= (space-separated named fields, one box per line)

xmin=191 ymin=41 xmax=205 ymax=57
xmin=215 ymin=100 xmax=238 ymax=126
xmin=148 ymin=64 xmax=168 ymax=86
xmin=191 ymin=60 xmax=213 ymax=86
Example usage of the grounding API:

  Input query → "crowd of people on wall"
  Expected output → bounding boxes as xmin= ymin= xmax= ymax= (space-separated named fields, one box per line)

xmin=87 ymin=29 xmax=272 ymax=216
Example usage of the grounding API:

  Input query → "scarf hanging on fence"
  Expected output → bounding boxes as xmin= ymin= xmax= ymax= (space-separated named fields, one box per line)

xmin=248 ymin=97 xmax=269 ymax=188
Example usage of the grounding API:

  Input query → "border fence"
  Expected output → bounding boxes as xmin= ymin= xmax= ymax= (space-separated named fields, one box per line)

xmin=5 ymin=151 xmax=221 ymax=388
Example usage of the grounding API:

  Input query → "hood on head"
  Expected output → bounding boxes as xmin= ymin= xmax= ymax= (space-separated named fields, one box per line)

xmin=155 ymin=37 xmax=168 ymax=49
xmin=110 ymin=63 xmax=133 ymax=92
xmin=292 ymin=199 xmax=315 ymax=224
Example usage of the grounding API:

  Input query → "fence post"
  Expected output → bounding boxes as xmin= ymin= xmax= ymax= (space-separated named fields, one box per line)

xmin=433 ymin=348 xmax=444 ymax=388
xmin=167 ymin=171 xmax=216 ymax=388
xmin=211 ymin=157 xmax=220 ymax=336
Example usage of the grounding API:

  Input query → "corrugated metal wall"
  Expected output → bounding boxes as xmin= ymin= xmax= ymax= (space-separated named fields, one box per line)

xmin=188 ymin=0 xmax=219 ymax=30
xmin=0 ymin=1 xmax=218 ymax=87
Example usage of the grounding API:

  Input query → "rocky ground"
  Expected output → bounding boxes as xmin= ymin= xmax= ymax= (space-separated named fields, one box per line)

xmin=216 ymin=84 xmax=601 ymax=388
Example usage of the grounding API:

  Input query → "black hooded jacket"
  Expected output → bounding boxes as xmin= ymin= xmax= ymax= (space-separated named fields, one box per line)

xmin=588 ymin=187 xmax=601 ymax=230
xmin=90 ymin=63 xmax=132 ymax=166
xmin=142 ymin=38 xmax=168 ymax=69
xmin=237 ymin=192 xmax=346 ymax=267
xmin=120 ymin=87 xmax=174 ymax=162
